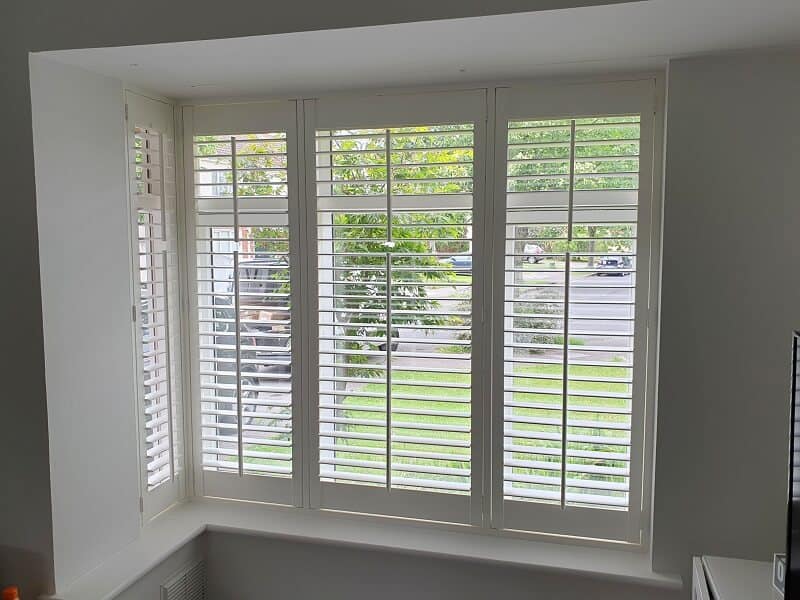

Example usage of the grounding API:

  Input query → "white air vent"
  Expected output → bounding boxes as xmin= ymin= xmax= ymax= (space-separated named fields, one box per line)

xmin=161 ymin=560 xmax=206 ymax=600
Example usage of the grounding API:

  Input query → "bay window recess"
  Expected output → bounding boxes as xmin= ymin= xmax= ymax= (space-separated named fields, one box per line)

xmin=126 ymin=91 xmax=185 ymax=519
xmin=174 ymin=81 xmax=658 ymax=544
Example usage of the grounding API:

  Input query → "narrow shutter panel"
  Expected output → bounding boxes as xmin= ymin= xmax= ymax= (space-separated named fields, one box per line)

xmin=502 ymin=116 xmax=641 ymax=511
xmin=132 ymin=124 xmax=180 ymax=492
xmin=316 ymin=124 xmax=475 ymax=508
xmin=194 ymin=132 xmax=293 ymax=480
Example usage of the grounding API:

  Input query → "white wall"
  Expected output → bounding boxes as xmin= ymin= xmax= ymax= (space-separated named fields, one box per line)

xmin=29 ymin=56 xmax=141 ymax=591
xmin=205 ymin=532 xmax=681 ymax=600
xmin=653 ymin=49 xmax=800 ymax=576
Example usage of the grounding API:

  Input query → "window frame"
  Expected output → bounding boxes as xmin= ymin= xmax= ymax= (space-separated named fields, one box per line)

xmin=173 ymin=78 xmax=662 ymax=546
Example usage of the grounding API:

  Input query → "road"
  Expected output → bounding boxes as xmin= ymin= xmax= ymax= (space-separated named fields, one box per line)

xmin=394 ymin=266 xmax=636 ymax=368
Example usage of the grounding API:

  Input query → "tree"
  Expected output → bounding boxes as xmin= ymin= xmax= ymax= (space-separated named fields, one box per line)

xmin=323 ymin=126 xmax=474 ymax=373
xmin=506 ymin=116 xmax=639 ymax=256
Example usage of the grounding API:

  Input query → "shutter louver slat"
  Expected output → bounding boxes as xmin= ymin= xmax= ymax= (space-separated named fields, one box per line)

xmin=316 ymin=124 xmax=474 ymax=500
xmin=502 ymin=116 xmax=640 ymax=512
xmin=194 ymin=132 xmax=293 ymax=479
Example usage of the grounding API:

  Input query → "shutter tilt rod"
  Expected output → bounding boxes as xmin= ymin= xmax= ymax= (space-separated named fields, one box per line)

xmin=231 ymin=136 xmax=244 ymax=476
xmin=567 ymin=119 xmax=576 ymax=244
xmin=384 ymin=128 xmax=393 ymax=490
xmin=560 ymin=253 xmax=570 ymax=508
xmin=560 ymin=119 xmax=576 ymax=507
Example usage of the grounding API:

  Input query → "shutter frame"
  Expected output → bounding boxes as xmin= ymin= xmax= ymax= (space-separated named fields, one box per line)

xmin=306 ymin=91 xmax=488 ymax=525
xmin=127 ymin=91 xmax=185 ymax=520
xmin=185 ymin=101 xmax=304 ymax=507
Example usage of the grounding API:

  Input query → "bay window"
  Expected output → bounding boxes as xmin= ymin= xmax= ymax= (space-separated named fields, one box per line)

xmin=133 ymin=79 xmax=660 ymax=544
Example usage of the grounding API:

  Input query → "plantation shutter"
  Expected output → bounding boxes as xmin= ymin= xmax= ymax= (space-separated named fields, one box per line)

xmin=307 ymin=91 xmax=487 ymax=524
xmin=492 ymin=81 xmax=656 ymax=542
xmin=126 ymin=92 xmax=184 ymax=518
xmin=186 ymin=101 xmax=302 ymax=505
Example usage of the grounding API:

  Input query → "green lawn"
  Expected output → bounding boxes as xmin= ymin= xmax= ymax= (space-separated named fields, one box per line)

xmin=448 ymin=273 xmax=473 ymax=284
xmin=236 ymin=366 xmax=630 ymax=506
xmin=299 ymin=362 xmax=632 ymax=493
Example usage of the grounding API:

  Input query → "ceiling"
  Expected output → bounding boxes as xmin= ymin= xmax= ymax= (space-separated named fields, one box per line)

xmin=40 ymin=0 xmax=800 ymax=100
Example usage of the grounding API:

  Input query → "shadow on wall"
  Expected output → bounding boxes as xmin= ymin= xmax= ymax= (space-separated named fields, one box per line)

xmin=0 ymin=545 xmax=52 ymax=599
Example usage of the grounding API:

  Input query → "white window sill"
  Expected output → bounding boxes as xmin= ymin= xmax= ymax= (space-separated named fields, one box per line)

xmin=47 ymin=498 xmax=682 ymax=600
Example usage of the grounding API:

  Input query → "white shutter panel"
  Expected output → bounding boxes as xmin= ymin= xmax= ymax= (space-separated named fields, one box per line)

xmin=493 ymin=81 xmax=656 ymax=542
xmin=187 ymin=101 xmax=301 ymax=505
xmin=309 ymin=91 xmax=486 ymax=524
xmin=127 ymin=92 xmax=184 ymax=518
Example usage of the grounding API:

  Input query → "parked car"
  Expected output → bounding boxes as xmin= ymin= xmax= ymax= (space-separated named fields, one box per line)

xmin=523 ymin=243 xmax=545 ymax=263
xmin=441 ymin=254 xmax=472 ymax=273
xmin=596 ymin=255 xmax=633 ymax=276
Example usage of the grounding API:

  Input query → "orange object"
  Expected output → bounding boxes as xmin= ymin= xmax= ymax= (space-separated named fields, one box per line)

xmin=1 ymin=587 xmax=19 ymax=600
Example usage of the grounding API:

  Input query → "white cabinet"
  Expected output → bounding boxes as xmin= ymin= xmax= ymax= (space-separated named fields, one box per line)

xmin=693 ymin=555 xmax=777 ymax=600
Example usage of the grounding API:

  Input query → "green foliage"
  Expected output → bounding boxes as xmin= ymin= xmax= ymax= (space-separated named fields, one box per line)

xmin=506 ymin=117 xmax=640 ymax=257
xmin=194 ymin=134 xmax=289 ymax=198
xmin=251 ymin=226 xmax=289 ymax=253
xmin=324 ymin=126 xmax=475 ymax=375
xmin=333 ymin=211 xmax=457 ymax=376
